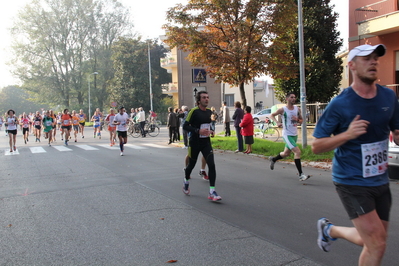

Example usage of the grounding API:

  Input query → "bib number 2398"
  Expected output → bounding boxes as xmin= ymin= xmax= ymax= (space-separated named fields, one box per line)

xmin=361 ymin=140 xmax=388 ymax=178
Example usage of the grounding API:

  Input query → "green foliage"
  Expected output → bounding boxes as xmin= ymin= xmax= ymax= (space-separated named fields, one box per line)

xmin=11 ymin=0 xmax=132 ymax=109
xmin=0 ymin=86 xmax=50 ymax=115
xmin=109 ymin=37 xmax=171 ymax=113
xmin=268 ymin=0 xmax=343 ymax=103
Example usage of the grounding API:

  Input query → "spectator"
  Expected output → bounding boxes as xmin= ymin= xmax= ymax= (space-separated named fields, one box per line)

xmin=240 ymin=106 xmax=254 ymax=154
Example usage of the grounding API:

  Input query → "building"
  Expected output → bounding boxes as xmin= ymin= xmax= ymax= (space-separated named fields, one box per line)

xmin=160 ymin=38 xmax=261 ymax=117
xmin=349 ymin=0 xmax=399 ymax=94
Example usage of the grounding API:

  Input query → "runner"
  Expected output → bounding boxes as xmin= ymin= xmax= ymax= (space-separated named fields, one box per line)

xmin=113 ymin=106 xmax=130 ymax=156
xmin=49 ymin=110 xmax=57 ymax=142
xmin=91 ymin=109 xmax=102 ymax=139
xmin=269 ymin=92 xmax=309 ymax=181
xmin=78 ymin=109 xmax=86 ymax=138
xmin=33 ymin=111 xmax=42 ymax=142
xmin=105 ymin=108 xmax=116 ymax=146
xmin=56 ymin=112 xmax=63 ymax=140
xmin=28 ymin=112 xmax=34 ymax=135
xmin=43 ymin=110 xmax=55 ymax=146
xmin=20 ymin=113 xmax=30 ymax=144
xmin=0 ymin=115 xmax=3 ymax=132
xmin=313 ymin=44 xmax=399 ymax=265
xmin=71 ymin=110 xmax=80 ymax=142
xmin=182 ymin=91 xmax=221 ymax=201
xmin=6 ymin=109 xmax=18 ymax=152
xmin=61 ymin=109 xmax=72 ymax=146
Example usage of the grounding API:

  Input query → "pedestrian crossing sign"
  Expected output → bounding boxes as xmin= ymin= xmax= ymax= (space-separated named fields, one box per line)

xmin=192 ymin=69 xmax=207 ymax=83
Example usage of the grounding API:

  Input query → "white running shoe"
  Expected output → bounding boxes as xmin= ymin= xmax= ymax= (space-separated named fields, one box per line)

xmin=299 ymin=173 xmax=310 ymax=181
xmin=208 ymin=191 xmax=222 ymax=201
xmin=120 ymin=152 xmax=124 ymax=156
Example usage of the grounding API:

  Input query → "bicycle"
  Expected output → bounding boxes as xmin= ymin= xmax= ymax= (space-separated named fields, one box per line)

xmin=254 ymin=118 xmax=280 ymax=142
xmin=128 ymin=121 xmax=160 ymax=138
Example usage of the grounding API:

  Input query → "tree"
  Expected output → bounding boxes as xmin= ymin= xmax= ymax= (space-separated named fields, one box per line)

xmin=163 ymin=0 xmax=273 ymax=107
xmin=0 ymin=86 xmax=50 ymax=115
xmin=267 ymin=0 xmax=343 ymax=103
xmin=109 ymin=37 xmax=171 ymax=113
xmin=10 ymin=0 xmax=132 ymax=110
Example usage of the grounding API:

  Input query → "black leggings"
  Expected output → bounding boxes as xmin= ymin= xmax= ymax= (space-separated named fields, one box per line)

xmin=185 ymin=138 xmax=216 ymax=186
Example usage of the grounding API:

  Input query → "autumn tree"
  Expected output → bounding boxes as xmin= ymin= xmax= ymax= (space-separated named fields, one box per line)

xmin=268 ymin=0 xmax=343 ymax=103
xmin=0 ymin=86 xmax=50 ymax=115
xmin=109 ymin=37 xmax=171 ymax=112
xmin=163 ymin=0 xmax=274 ymax=107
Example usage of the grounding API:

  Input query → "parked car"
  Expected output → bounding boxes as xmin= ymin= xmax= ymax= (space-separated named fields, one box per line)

xmin=252 ymin=108 xmax=272 ymax=123
xmin=388 ymin=133 xmax=399 ymax=179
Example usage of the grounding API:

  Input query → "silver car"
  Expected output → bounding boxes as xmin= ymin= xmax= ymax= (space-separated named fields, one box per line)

xmin=388 ymin=134 xmax=399 ymax=179
xmin=253 ymin=108 xmax=272 ymax=123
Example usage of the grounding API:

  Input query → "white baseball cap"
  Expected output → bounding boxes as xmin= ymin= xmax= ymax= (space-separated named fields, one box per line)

xmin=348 ymin=44 xmax=386 ymax=62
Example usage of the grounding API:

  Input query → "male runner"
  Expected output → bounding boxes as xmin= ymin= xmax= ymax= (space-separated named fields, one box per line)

xmin=313 ymin=44 xmax=399 ymax=265
xmin=269 ymin=92 xmax=309 ymax=181
xmin=183 ymin=91 xmax=221 ymax=201
xmin=113 ymin=106 xmax=130 ymax=156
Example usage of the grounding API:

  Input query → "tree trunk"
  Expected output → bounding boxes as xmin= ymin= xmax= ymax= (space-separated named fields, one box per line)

xmin=239 ymin=82 xmax=247 ymax=108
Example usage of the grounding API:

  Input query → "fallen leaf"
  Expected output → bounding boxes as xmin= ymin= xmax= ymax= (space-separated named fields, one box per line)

xmin=167 ymin=260 xmax=177 ymax=263
xmin=7 ymin=224 xmax=12 ymax=227
xmin=160 ymin=218 xmax=165 ymax=220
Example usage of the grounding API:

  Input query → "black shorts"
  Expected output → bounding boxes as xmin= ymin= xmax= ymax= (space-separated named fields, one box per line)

xmin=117 ymin=131 xmax=127 ymax=138
xmin=79 ymin=122 xmax=85 ymax=126
xmin=73 ymin=125 xmax=79 ymax=131
xmin=334 ymin=182 xmax=391 ymax=221
xmin=244 ymin=135 xmax=254 ymax=145
xmin=8 ymin=129 xmax=17 ymax=135
xmin=23 ymin=128 xmax=29 ymax=134
xmin=35 ymin=125 xmax=41 ymax=130
xmin=61 ymin=125 xmax=72 ymax=131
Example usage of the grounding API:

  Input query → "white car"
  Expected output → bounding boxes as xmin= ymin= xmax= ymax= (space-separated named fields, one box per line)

xmin=252 ymin=108 xmax=272 ymax=123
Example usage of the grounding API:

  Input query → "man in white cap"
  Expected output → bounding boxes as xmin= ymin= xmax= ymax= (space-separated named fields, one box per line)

xmin=312 ymin=44 xmax=399 ymax=265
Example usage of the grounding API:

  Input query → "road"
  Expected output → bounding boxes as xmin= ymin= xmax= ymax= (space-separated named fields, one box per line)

xmin=1 ymin=125 xmax=399 ymax=265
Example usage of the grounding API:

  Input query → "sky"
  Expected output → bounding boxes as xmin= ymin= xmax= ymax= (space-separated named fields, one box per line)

xmin=0 ymin=0 xmax=348 ymax=88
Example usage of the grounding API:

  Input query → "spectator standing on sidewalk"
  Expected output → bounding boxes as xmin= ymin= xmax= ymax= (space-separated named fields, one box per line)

xmin=312 ymin=44 xmax=399 ymax=265
xmin=232 ymin=101 xmax=244 ymax=153
xmin=167 ymin=107 xmax=177 ymax=144
xmin=240 ymin=106 xmax=254 ymax=154
xmin=137 ymin=107 xmax=146 ymax=137
xmin=222 ymin=101 xmax=231 ymax=136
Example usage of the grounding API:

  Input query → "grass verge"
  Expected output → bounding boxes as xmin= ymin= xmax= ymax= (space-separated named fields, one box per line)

xmin=210 ymin=135 xmax=333 ymax=162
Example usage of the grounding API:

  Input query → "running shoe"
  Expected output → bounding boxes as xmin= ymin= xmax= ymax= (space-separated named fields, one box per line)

xmin=120 ymin=152 xmax=123 ymax=156
xmin=299 ymin=173 xmax=310 ymax=181
xmin=82 ymin=135 xmax=84 ymax=138
xmin=199 ymin=170 xmax=209 ymax=181
xmin=48 ymin=143 xmax=51 ymax=147
xmin=24 ymin=139 xmax=27 ymax=144
xmin=269 ymin=156 xmax=275 ymax=170
xmin=182 ymin=181 xmax=190 ymax=195
xmin=317 ymin=218 xmax=336 ymax=252
xmin=208 ymin=191 xmax=222 ymax=201
xmin=65 ymin=140 xmax=68 ymax=146
xmin=13 ymin=146 xmax=16 ymax=151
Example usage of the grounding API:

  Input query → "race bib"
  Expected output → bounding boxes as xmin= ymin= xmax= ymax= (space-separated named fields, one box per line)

xmin=46 ymin=120 xmax=52 ymax=126
xmin=63 ymin=120 xmax=69 ymax=125
xmin=199 ymin=123 xmax=210 ymax=138
xmin=35 ymin=121 xmax=40 ymax=126
xmin=361 ymin=140 xmax=388 ymax=178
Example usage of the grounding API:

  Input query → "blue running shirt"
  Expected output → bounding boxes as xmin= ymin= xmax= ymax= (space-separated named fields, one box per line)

xmin=313 ymin=85 xmax=399 ymax=186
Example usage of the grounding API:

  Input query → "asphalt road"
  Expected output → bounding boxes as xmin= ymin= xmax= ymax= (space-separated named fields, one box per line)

xmin=1 ymin=125 xmax=399 ymax=265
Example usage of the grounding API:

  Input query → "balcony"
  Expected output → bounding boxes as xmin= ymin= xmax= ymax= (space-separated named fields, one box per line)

xmin=160 ymin=57 xmax=177 ymax=69
xmin=355 ymin=0 xmax=399 ymax=36
xmin=162 ymin=82 xmax=179 ymax=94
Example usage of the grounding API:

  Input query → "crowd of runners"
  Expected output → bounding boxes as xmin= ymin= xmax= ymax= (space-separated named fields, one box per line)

xmin=0 ymin=107 xmax=156 ymax=155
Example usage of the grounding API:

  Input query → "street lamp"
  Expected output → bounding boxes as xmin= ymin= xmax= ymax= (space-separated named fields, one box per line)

xmin=88 ymin=72 xmax=98 ymax=118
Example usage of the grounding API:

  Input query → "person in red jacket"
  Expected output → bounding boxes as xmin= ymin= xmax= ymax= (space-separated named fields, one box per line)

xmin=239 ymin=106 xmax=254 ymax=154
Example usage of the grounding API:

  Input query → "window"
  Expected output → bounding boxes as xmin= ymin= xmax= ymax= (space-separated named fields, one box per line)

xmin=224 ymin=94 xmax=234 ymax=107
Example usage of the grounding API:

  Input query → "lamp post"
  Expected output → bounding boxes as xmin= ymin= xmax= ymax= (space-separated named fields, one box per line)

xmin=88 ymin=72 xmax=98 ymax=118
xmin=147 ymin=41 xmax=153 ymax=112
